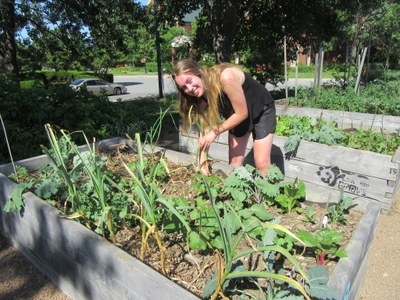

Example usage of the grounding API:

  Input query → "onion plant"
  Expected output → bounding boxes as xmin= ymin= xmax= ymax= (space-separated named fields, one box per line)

xmin=123 ymin=132 xmax=191 ymax=274
xmin=57 ymin=127 xmax=117 ymax=242
xmin=188 ymin=105 xmax=210 ymax=174
xmin=42 ymin=124 xmax=81 ymax=211
xmin=42 ymin=124 xmax=119 ymax=241
xmin=143 ymin=106 xmax=172 ymax=157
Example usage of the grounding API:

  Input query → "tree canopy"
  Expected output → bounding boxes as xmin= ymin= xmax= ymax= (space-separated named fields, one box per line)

xmin=0 ymin=0 xmax=398 ymax=78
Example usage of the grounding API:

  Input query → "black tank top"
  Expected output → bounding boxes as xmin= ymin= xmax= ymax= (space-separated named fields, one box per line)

xmin=218 ymin=72 xmax=274 ymax=137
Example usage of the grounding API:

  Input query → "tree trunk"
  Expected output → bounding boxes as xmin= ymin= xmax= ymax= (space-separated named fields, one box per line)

xmin=211 ymin=0 xmax=238 ymax=63
xmin=0 ymin=0 xmax=19 ymax=78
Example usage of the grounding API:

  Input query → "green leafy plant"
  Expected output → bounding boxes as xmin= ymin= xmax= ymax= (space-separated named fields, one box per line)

xmin=305 ymin=264 xmax=340 ymax=300
xmin=4 ymin=181 xmax=34 ymax=213
xmin=341 ymin=128 xmax=400 ymax=155
xmin=182 ymin=173 xmax=275 ymax=251
xmin=236 ymin=210 xmax=338 ymax=300
xmin=223 ymin=164 xmax=306 ymax=214
xmin=201 ymin=176 xmax=311 ymax=300
xmin=276 ymin=113 xmax=400 ymax=155
xmin=5 ymin=124 xmax=135 ymax=243
xmin=276 ymin=115 xmax=344 ymax=154
xmin=223 ymin=164 xmax=284 ymax=205
xmin=275 ymin=178 xmax=306 ymax=213
xmin=327 ymin=190 xmax=354 ymax=225
xmin=290 ymin=80 xmax=400 ymax=116
xmin=143 ymin=106 xmax=173 ymax=156
xmin=297 ymin=228 xmax=347 ymax=265
xmin=41 ymin=124 xmax=82 ymax=211
xmin=303 ymin=206 xmax=317 ymax=224
xmin=57 ymin=126 xmax=119 ymax=241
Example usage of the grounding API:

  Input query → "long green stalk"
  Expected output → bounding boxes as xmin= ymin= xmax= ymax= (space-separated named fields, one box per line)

xmin=42 ymin=124 xmax=80 ymax=210
xmin=144 ymin=106 xmax=171 ymax=157
xmin=122 ymin=132 xmax=191 ymax=274
xmin=60 ymin=129 xmax=115 ymax=241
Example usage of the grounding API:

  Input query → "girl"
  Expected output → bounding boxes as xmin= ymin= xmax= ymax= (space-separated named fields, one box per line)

xmin=172 ymin=58 xmax=276 ymax=175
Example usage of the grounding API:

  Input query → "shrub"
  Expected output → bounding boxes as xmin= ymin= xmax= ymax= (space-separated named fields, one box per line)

xmin=0 ymin=74 xmax=176 ymax=164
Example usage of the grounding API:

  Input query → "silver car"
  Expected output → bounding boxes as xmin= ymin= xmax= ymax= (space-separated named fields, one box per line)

xmin=70 ymin=78 xmax=127 ymax=95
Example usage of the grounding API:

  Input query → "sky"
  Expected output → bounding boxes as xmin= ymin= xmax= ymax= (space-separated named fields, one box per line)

xmin=18 ymin=0 xmax=150 ymax=41
xmin=137 ymin=0 xmax=148 ymax=5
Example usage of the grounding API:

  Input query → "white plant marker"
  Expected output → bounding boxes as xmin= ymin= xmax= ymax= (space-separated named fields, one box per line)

xmin=322 ymin=215 xmax=329 ymax=228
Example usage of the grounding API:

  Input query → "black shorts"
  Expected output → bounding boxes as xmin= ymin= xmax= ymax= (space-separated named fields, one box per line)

xmin=252 ymin=102 xmax=276 ymax=140
xmin=230 ymin=102 xmax=276 ymax=139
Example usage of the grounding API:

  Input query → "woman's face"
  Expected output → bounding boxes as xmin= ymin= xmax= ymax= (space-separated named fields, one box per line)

xmin=174 ymin=72 xmax=204 ymax=98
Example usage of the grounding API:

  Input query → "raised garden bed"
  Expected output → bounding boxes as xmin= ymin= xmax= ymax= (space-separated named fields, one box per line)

xmin=0 ymin=138 xmax=382 ymax=299
xmin=180 ymin=116 xmax=400 ymax=214
xmin=274 ymin=102 xmax=400 ymax=134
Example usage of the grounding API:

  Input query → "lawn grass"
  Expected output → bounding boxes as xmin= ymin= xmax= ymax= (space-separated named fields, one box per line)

xmin=287 ymin=69 xmax=335 ymax=79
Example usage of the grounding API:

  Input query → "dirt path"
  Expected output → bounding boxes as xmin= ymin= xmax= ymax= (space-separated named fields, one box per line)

xmin=0 ymin=233 xmax=71 ymax=300
xmin=358 ymin=190 xmax=400 ymax=299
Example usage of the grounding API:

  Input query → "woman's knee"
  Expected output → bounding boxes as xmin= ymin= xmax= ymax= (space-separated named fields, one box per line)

xmin=253 ymin=134 xmax=274 ymax=172
xmin=254 ymin=157 xmax=271 ymax=173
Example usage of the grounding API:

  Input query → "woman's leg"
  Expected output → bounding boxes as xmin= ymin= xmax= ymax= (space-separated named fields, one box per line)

xmin=253 ymin=133 xmax=274 ymax=173
xmin=228 ymin=132 xmax=251 ymax=167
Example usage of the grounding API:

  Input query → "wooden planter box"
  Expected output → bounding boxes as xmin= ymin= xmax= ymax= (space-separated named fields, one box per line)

xmin=180 ymin=128 xmax=400 ymax=214
xmin=275 ymin=102 xmax=400 ymax=134
xmin=0 ymin=138 xmax=381 ymax=300
xmin=0 ymin=138 xmax=198 ymax=300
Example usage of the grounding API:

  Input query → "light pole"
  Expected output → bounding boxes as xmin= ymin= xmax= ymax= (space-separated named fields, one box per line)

xmin=154 ymin=0 xmax=164 ymax=98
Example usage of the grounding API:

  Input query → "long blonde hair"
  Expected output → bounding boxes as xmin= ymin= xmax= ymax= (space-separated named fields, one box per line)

xmin=172 ymin=58 xmax=241 ymax=132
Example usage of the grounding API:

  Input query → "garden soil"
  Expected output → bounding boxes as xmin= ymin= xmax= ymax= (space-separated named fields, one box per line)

xmin=1 ymin=131 xmax=399 ymax=299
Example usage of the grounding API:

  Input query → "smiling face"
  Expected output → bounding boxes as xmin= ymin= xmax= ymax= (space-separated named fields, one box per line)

xmin=174 ymin=73 xmax=205 ymax=98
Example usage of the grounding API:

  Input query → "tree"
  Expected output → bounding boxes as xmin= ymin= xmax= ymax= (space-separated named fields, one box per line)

xmin=368 ymin=1 xmax=400 ymax=68
xmin=210 ymin=0 xmax=238 ymax=63
xmin=2 ymin=0 xmax=146 ymax=73
xmin=0 ymin=0 xmax=19 ymax=76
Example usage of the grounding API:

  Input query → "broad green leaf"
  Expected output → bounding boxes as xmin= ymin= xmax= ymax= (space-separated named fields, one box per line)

xmin=211 ymin=234 xmax=224 ymax=250
xmin=189 ymin=231 xmax=207 ymax=251
xmin=36 ymin=179 xmax=60 ymax=199
xmin=248 ymin=204 xmax=273 ymax=221
xmin=203 ymin=274 xmax=217 ymax=299
xmin=226 ymin=211 xmax=241 ymax=234
xmin=307 ymin=265 xmax=340 ymax=299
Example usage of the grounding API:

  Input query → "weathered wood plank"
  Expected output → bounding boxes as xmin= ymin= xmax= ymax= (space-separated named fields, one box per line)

xmin=302 ymin=182 xmax=391 ymax=212
xmin=328 ymin=202 xmax=381 ymax=297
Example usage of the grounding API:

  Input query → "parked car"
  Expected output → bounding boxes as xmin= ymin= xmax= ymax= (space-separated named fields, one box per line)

xmin=69 ymin=78 xmax=127 ymax=96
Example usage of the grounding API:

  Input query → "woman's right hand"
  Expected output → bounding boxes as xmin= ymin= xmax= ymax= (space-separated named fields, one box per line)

xmin=198 ymin=129 xmax=218 ymax=151
xmin=198 ymin=143 xmax=211 ymax=176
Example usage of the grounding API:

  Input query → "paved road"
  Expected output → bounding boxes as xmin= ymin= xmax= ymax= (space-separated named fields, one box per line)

xmin=108 ymin=75 xmax=177 ymax=102
xmin=109 ymin=74 xmax=333 ymax=102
